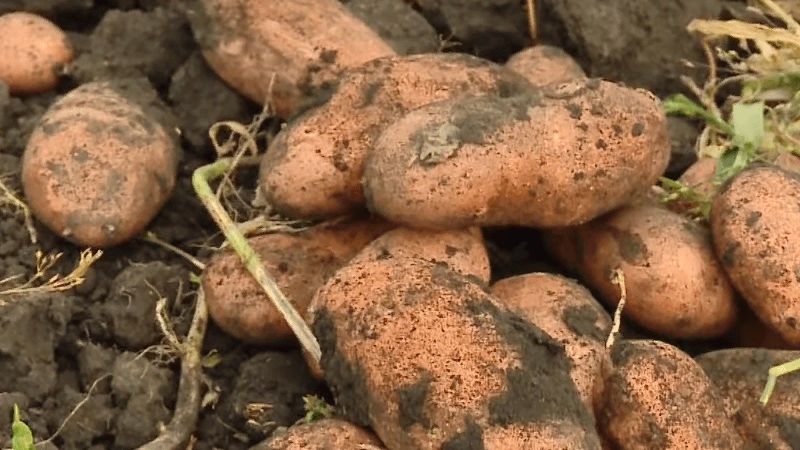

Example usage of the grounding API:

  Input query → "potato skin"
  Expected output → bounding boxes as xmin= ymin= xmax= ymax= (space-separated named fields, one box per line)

xmin=363 ymin=78 xmax=670 ymax=229
xmin=308 ymin=257 xmax=602 ymax=449
xmin=259 ymin=53 xmax=531 ymax=219
xmin=188 ymin=0 xmax=395 ymax=118
xmin=491 ymin=273 xmax=611 ymax=418
xmin=543 ymin=204 xmax=738 ymax=339
xmin=710 ymin=164 xmax=800 ymax=345
xmin=253 ymin=418 xmax=384 ymax=450
xmin=505 ymin=45 xmax=586 ymax=88
xmin=21 ymin=80 xmax=179 ymax=247
xmin=600 ymin=340 xmax=746 ymax=450
xmin=0 ymin=12 xmax=72 ymax=95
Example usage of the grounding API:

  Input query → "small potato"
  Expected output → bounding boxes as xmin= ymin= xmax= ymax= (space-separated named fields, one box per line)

xmin=202 ymin=218 xmax=392 ymax=345
xmin=491 ymin=273 xmax=611 ymax=417
xmin=0 ymin=12 xmax=73 ymax=95
xmin=364 ymin=78 xmax=670 ymax=229
xmin=251 ymin=418 xmax=385 ymax=450
xmin=308 ymin=257 xmax=602 ymax=449
xmin=600 ymin=339 xmax=746 ymax=449
xmin=710 ymin=164 xmax=800 ymax=345
xmin=259 ymin=53 xmax=531 ymax=219
xmin=696 ymin=348 xmax=800 ymax=450
xmin=505 ymin=45 xmax=586 ymax=88
xmin=187 ymin=0 xmax=395 ymax=118
xmin=543 ymin=204 xmax=738 ymax=339
xmin=21 ymin=79 xmax=180 ymax=247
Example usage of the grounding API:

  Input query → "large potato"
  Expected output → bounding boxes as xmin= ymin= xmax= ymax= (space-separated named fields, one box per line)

xmin=21 ymin=79 xmax=180 ymax=247
xmin=491 ymin=273 xmax=611 ymax=417
xmin=710 ymin=164 xmax=800 ymax=345
xmin=187 ymin=0 xmax=395 ymax=118
xmin=251 ymin=418 xmax=384 ymax=450
xmin=308 ymin=257 xmax=602 ymax=449
xmin=363 ymin=78 xmax=670 ymax=229
xmin=259 ymin=53 xmax=531 ymax=219
xmin=543 ymin=204 xmax=738 ymax=339
xmin=505 ymin=45 xmax=586 ymax=88
xmin=600 ymin=340 xmax=746 ymax=449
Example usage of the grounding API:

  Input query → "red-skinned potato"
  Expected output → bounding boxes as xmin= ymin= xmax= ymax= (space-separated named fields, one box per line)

xmin=363 ymin=78 xmax=670 ymax=229
xmin=251 ymin=418 xmax=385 ymax=450
xmin=543 ymin=204 xmax=738 ymax=339
xmin=186 ymin=0 xmax=395 ymax=118
xmin=505 ymin=45 xmax=586 ymax=88
xmin=21 ymin=79 xmax=180 ymax=247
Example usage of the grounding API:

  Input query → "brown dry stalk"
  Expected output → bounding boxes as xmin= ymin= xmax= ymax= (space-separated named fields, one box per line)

xmin=605 ymin=268 xmax=627 ymax=349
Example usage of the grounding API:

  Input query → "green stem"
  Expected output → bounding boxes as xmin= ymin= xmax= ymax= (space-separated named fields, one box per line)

xmin=759 ymin=356 xmax=800 ymax=405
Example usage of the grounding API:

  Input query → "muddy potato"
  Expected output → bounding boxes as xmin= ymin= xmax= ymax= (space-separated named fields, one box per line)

xmin=710 ymin=164 xmax=800 ymax=345
xmin=696 ymin=348 xmax=800 ymax=450
xmin=505 ymin=45 xmax=586 ymax=88
xmin=0 ymin=12 xmax=73 ymax=95
xmin=307 ymin=257 xmax=602 ymax=449
xmin=600 ymin=340 xmax=746 ymax=449
xmin=21 ymin=80 xmax=179 ymax=247
xmin=491 ymin=273 xmax=611 ymax=417
xmin=364 ymin=78 xmax=670 ymax=229
xmin=187 ymin=0 xmax=395 ymax=119
xmin=251 ymin=418 xmax=385 ymax=450
xmin=543 ymin=204 xmax=738 ymax=339
xmin=259 ymin=53 xmax=531 ymax=219
xmin=202 ymin=218 xmax=392 ymax=345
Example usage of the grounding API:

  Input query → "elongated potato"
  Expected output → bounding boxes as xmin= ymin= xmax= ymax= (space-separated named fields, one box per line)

xmin=21 ymin=79 xmax=180 ymax=247
xmin=710 ymin=164 xmax=800 ymax=345
xmin=543 ymin=204 xmax=738 ymax=339
xmin=187 ymin=0 xmax=395 ymax=118
xmin=600 ymin=340 xmax=746 ymax=449
xmin=308 ymin=257 xmax=602 ymax=449
xmin=491 ymin=273 xmax=611 ymax=417
xmin=364 ymin=78 xmax=670 ymax=229
xmin=259 ymin=53 xmax=531 ymax=219
xmin=505 ymin=45 xmax=585 ymax=88
xmin=252 ymin=418 xmax=384 ymax=450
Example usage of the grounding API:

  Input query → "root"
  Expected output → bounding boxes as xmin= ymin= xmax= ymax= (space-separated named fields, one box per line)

xmin=0 ymin=249 xmax=102 ymax=300
xmin=141 ymin=231 xmax=206 ymax=271
xmin=605 ymin=268 xmax=627 ymax=349
xmin=0 ymin=176 xmax=37 ymax=245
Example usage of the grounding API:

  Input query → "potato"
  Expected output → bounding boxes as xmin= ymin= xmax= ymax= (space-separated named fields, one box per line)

xmin=543 ymin=204 xmax=738 ymax=339
xmin=491 ymin=273 xmax=610 ymax=417
xmin=307 ymin=257 xmax=602 ymax=449
xmin=599 ymin=339 xmax=746 ymax=449
xmin=259 ymin=53 xmax=531 ymax=219
xmin=21 ymin=79 xmax=180 ymax=247
xmin=187 ymin=0 xmax=395 ymax=118
xmin=349 ymin=226 xmax=491 ymax=283
xmin=696 ymin=348 xmax=800 ymax=450
xmin=202 ymin=218 xmax=392 ymax=344
xmin=505 ymin=45 xmax=586 ymax=88
xmin=710 ymin=164 xmax=800 ymax=345
xmin=363 ymin=78 xmax=670 ymax=229
xmin=0 ymin=12 xmax=73 ymax=95
xmin=252 ymin=418 xmax=384 ymax=450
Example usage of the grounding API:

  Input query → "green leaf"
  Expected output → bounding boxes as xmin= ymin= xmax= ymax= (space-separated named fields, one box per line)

xmin=663 ymin=94 xmax=734 ymax=135
xmin=201 ymin=349 xmax=222 ymax=368
xmin=730 ymin=101 xmax=765 ymax=149
xmin=11 ymin=404 xmax=35 ymax=450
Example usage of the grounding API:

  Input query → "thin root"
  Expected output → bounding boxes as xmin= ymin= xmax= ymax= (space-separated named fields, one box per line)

xmin=605 ymin=268 xmax=627 ymax=349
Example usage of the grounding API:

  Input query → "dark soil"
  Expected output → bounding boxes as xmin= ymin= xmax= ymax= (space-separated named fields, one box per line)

xmin=0 ymin=0 xmax=743 ymax=449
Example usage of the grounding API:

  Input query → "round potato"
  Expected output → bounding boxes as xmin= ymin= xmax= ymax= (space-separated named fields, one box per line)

xmin=363 ymin=78 xmax=670 ymax=229
xmin=21 ymin=79 xmax=180 ymax=247
xmin=710 ymin=164 xmax=800 ymax=345
xmin=259 ymin=53 xmax=531 ymax=219
xmin=0 ymin=12 xmax=73 ymax=95
xmin=252 ymin=418 xmax=384 ymax=450
xmin=491 ymin=273 xmax=611 ymax=417
xmin=543 ymin=204 xmax=738 ymax=339
xmin=505 ymin=45 xmax=586 ymax=88
xmin=600 ymin=339 xmax=746 ymax=449
xmin=187 ymin=0 xmax=395 ymax=118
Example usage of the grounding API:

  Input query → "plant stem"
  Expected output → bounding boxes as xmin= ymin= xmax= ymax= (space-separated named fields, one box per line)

xmin=760 ymin=356 xmax=800 ymax=405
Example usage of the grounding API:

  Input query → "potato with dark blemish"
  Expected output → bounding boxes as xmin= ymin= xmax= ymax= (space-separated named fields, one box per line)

xmin=0 ymin=12 xmax=73 ymax=95
xmin=710 ymin=164 xmax=800 ymax=345
xmin=307 ymin=257 xmax=603 ymax=449
xmin=186 ymin=0 xmax=395 ymax=119
xmin=600 ymin=340 xmax=746 ymax=449
xmin=202 ymin=218 xmax=392 ymax=345
xmin=543 ymin=204 xmax=738 ymax=339
xmin=505 ymin=45 xmax=586 ymax=88
xmin=251 ymin=418 xmax=385 ymax=450
xmin=491 ymin=273 xmax=611 ymax=418
xmin=363 ymin=78 xmax=670 ymax=229
xmin=696 ymin=348 xmax=800 ymax=450
xmin=21 ymin=79 xmax=180 ymax=248
xmin=259 ymin=53 xmax=531 ymax=219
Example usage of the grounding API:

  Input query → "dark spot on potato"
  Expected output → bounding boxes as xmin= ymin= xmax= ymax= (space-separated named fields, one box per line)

xmin=442 ymin=416 xmax=484 ymax=450
xmin=612 ymin=124 xmax=623 ymax=137
xmin=722 ymin=242 xmax=740 ymax=268
xmin=573 ymin=172 xmax=586 ymax=181
xmin=319 ymin=49 xmax=337 ymax=64
xmin=590 ymin=103 xmax=604 ymax=116
xmin=396 ymin=374 xmax=432 ymax=430
xmin=577 ymin=122 xmax=589 ymax=132
xmin=632 ymin=122 xmax=644 ymax=137
xmin=566 ymin=103 xmax=582 ymax=119
xmin=360 ymin=80 xmax=383 ymax=108
xmin=613 ymin=229 xmax=648 ymax=265
xmin=332 ymin=150 xmax=349 ymax=172
xmin=562 ymin=304 xmax=607 ymax=341
xmin=595 ymin=139 xmax=607 ymax=150
xmin=445 ymin=245 xmax=459 ymax=257
xmin=276 ymin=261 xmax=289 ymax=273
xmin=794 ymin=265 xmax=800 ymax=283
xmin=745 ymin=211 xmax=762 ymax=229
xmin=761 ymin=260 xmax=786 ymax=281
xmin=786 ymin=317 xmax=798 ymax=329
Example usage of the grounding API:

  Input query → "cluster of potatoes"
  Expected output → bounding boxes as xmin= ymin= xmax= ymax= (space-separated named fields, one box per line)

xmin=4 ymin=1 xmax=800 ymax=449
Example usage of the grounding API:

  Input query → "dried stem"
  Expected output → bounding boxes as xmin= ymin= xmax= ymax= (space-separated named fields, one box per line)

xmin=605 ymin=268 xmax=627 ymax=349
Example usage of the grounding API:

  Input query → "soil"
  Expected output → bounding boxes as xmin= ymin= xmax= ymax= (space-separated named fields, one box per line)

xmin=0 ymin=0 xmax=759 ymax=449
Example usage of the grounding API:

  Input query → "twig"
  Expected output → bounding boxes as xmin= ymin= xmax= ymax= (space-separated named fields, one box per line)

xmin=526 ymin=0 xmax=537 ymax=43
xmin=141 ymin=231 xmax=206 ymax=271
xmin=605 ymin=268 xmax=627 ymax=349
xmin=192 ymin=159 xmax=321 ymax=363
xmin=36 ymin=374 xmax=111 ymax=448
